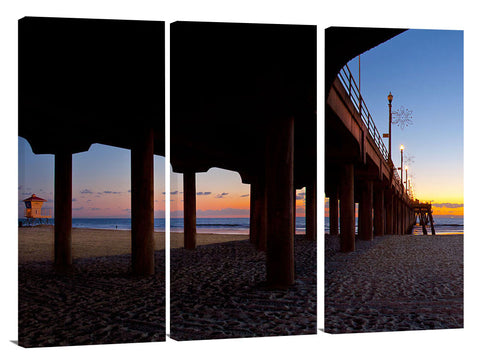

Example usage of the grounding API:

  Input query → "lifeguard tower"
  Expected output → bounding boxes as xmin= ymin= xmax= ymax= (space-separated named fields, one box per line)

xmin=22 ymin=194 xmax=52 ymax=226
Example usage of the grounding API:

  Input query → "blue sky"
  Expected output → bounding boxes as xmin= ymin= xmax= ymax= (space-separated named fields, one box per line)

xmin=344 ymin=29 xmax=463 ymax=210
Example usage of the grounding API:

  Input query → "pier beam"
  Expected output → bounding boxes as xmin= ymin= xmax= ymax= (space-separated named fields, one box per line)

xmin=131 ymin=128 xmax=155 ymax=276
xmin=306 ymin=180 xmax=317 ymax=241
xmin=54 ymin=150 xmax=72 ymax=269
xmin=359 ymin=180 xmax=373 ymax=241
xmin=374 ymin=185 xmax=384 ymax=236
xmin=265 ymin=115 xmax=295 ymax=287
xmin=329 ymin=191 xmax=339 ymax=236
xmin=340 ymin=163 xmax=355 ymax=252
xmin=183 ymin=170 xmax=197 ymax=250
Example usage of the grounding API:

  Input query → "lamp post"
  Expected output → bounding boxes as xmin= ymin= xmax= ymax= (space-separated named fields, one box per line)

xmin=405 ymin=165 xmax=408 ymax=195
xmin=388 ymin=92 xmax=393 ymax=165
xmin=400 ymin=144 xmax=404 ymax=194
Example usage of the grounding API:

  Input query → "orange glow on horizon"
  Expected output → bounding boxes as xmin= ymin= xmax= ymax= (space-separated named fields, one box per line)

xmin=324 ymin=197 xmax=463 ymax=217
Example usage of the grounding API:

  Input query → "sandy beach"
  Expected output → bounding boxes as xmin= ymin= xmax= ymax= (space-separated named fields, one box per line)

xmin=18 ymin=227 xmax=316 ymax=345
xmin=18 ymin=226 xmax=248 ymax=263
xmin=170 ymin=236 xmax=316 ymax=340
xmin=325 ymin=234 xmax=463 ymax=333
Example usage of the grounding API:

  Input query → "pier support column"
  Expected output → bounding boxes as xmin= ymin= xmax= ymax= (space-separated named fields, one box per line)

xmin=329 ymin=191 xmax=339 ymax=236
xmin=385 ymin=189 xmax=393 ymax=234
xmin=397 ymin=198 xmax=403 ymax=235
xmin=306 ymin=180 xmax=317 ymax=241
xmin=340 ymin=163 xmax=355 ymax=252
xmin=407 ymin=207 xmax=414 ymax=234
xmin=249 ymin=182 xmax=257 ymax=246
xmin=183 ymin=170 xmax=197 ymax=250
xmin=392 ymin=195 xmax=398 ymax=234
xmin=265 ymin=116 xmax=295 ymax=287
xmin=54 ymin=150 xmax=72 ymax=268
xmin=254 ymin=175 xmax=267 ymax=251
xmin=374 ymin=185 xmax=384 ymax=236
xmin=393 ymin=196 xmax=398 ymax=234
xmin=131 ymin=128 xmax=155 ymax=276
xmin=400 ymin=199 xmax=405 ymax=235
xmin=359 ymin=180 xmax=373 ymax=241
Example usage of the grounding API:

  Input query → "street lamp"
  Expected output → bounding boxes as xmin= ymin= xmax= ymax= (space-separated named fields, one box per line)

xmin=400 ymin=144 xmax=404 ymax=194
xmin=388 ymin=92 xmax=393 ymax=164
xmin=405 ymin=165 xmax=408 ymax=195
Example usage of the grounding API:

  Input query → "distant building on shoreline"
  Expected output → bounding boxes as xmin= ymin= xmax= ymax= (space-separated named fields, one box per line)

xmin=21 ymin=194 xmax=52 ymax=226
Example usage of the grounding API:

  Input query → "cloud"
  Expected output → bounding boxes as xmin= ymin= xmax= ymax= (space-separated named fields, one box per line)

xmin=432 ymin=203 xmax=464 ymax=209
xmin=73 ymin=207 xmax=84 ymax=211
xmin=240 ymin=194 xmax=249 ymax=197
xmin=197 ymin=192 xmax=212 ymax=195
xmin=122 ymin=208 xmax=131 ymax=212
xmin=80 ymin=189 xmax=93 ymax=194
xmin=197 ymin=208 xmax=249 ymax=216
xmin=215 ymin=192 xmax=229 ymax=198
xmin=90 ymin=207 xmax=101 ymax=211
xmin=72 ymin=198 xmax=77 ymax=202
xmin=155 ymin=209 xmax=166 ymax=217
xmin=171 ymin=208 xmax=250 ymax=217
xmin=103 ymin=191 xmax=121 ymax=194
xmin=170 ymin=210 xmax=184 ymax=217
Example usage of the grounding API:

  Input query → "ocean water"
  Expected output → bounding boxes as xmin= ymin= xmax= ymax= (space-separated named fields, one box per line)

xmin=324 ymin=215 xmax=463 ymax=235
xmin=411 ymin=215 xmax=463 ymax=235
xmin=19 ymin=217 xmax=307 ymax=235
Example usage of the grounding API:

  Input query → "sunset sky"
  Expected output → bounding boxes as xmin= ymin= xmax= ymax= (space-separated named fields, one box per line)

xmin=18 ymin=138 xmax=307 ymax=218
xmin=327 ymin=28 xmax=464 ymax=217
xmin=17 ymin=29 xmax=462 ymax=219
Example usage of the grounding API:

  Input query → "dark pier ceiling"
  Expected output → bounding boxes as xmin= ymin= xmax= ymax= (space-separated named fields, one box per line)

xmin=19 ymin=17 xmax=165 ymax=155
xmin=170 ymin=21 xmax=316 ymax=187
xmin=325 ymin=26 xmax=406 ymax=94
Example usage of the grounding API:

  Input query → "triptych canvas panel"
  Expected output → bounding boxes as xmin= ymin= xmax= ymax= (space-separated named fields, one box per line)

xmin=17 ymin=17 xmax=463 ymax=348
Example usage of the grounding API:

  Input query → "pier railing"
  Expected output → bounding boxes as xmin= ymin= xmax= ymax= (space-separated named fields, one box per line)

xmin=338 ymin=65 xmax=389 ymax=161
xmin=338 ymin=64 xmax=404 ymax=194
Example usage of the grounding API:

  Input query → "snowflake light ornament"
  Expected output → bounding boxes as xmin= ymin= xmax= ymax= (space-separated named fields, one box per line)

xmin=392 ymin=106 xmax=413 ymax=130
